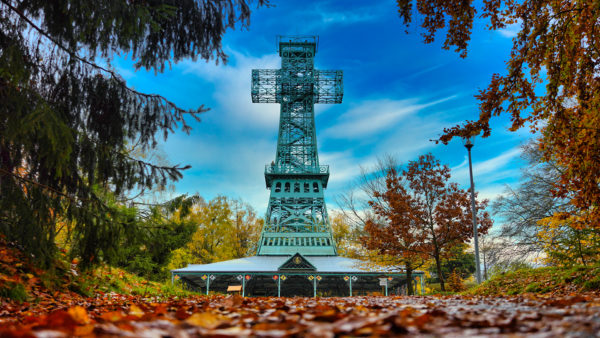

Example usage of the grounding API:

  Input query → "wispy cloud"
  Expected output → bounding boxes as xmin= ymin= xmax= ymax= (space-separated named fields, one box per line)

xmin=451 ymin=146 xmax=522 ymax=194
xmin=319 ymin=10 xmax=377 ymax=25
xmin=322 ymin=96 xmax=456 ymax=140
xmin=296 ymin=2 xmax=386 ymax=32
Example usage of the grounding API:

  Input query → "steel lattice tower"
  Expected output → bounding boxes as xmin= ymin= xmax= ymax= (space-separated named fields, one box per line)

xmin=252 ymin=36 xmax=343 ymax=256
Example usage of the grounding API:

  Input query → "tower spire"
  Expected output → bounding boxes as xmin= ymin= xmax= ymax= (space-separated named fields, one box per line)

xmin=251 ymin=35 xmax=343 ymax=256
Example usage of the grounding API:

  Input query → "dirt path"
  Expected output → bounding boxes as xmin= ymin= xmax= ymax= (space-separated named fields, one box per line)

xmin=1 ymin=293 xmax=599 ymax=337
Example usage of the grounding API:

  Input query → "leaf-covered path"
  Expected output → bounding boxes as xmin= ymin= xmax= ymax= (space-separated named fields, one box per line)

xmin=2 ymin=293 xmax=600 ymax=337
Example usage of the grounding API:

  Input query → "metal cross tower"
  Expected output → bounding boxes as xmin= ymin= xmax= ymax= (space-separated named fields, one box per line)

xmin=252 ymin=36 xmax=343 ymax=256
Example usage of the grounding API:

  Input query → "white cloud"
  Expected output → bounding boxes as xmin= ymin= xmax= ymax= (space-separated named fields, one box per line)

xmin=322 ymin=96 xmax=456 ymax=140
xmin=320 ymin=150 xmax=376 ymax=186
xmin=476 ymin=184 xmax=508 ymax=202
xmin=158 ymin=51 xmax=287 ymax=208
xmin=451 ymin=147 xmax=522 ymax=196
xmin=498 ymin=22 xmax=521 ymax=38
xmin=168 ymin=133 xmax=274 ymax=209
xmin=181 ymin=51 xmax=281 ymax=130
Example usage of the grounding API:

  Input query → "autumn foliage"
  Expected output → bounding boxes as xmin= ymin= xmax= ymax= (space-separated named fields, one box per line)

xmin=2 ymin=218 xmax=600 ymax=336
xmin=396 ymin=0 xmax=600 ymax=230
xmin=3 ymin=292 xmax=600 ymax=336
xmin=362 ymin=154 xmax=492 ymax=292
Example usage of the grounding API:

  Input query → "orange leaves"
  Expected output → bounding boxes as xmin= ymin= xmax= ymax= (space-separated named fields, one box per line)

xmin=185 ymin=312 xmax=226 ymax=329
xmin=362 ymin=154 xmax=492 ymax=291
xmin=67 ymin=306 xmax=91 ymax=325
xmin=405 ymin=0 xmax=600 ymax=231
xmin=100 ymin=311 xmax=125 ymax=323
xmin=1 ymin=294 xmax=600 ymax=336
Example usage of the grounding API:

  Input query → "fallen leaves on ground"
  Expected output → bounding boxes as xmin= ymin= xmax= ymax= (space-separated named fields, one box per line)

xmin=2 ymin=292 xmax=600 ymax=337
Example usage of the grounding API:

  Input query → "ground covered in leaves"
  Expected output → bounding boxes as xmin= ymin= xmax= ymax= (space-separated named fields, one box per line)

xmin=2 ymin=292 xmax=600 ymax=337
xmin=3 ymin=237 xmax=600 ymax=336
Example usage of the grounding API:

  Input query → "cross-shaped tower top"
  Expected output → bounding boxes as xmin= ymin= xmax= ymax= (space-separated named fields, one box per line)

xmin=251 ymin=36 xmax=343 ymax=256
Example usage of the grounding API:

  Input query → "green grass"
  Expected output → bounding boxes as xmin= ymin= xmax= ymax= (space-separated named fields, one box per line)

xmin=0 ymin=282 xmax=29 ymax=303
xmin=466 ymin=262 xmax=600 ymax=296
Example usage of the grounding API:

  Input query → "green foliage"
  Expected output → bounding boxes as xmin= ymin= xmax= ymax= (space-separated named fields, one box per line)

xmin=0 ymin=0 xmax=265 ymax=267
xmin=167 ymin=196 xmax=262 ymax=269
xmin=66 ymin=265 xmax=198 ymax=299
xmin=436 ymin=244 xmax=475 ymax=281
xmin=488 ymin=260 xmax=533 ymax=279
xmin=112 ymin=195 xmax=200 ymax=281
xmin=0 ymin=281 xmax=28 ymax=303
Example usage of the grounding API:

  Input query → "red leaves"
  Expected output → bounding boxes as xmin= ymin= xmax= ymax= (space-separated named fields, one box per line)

xmin=2 ymin=294 xmax=600 ymax=336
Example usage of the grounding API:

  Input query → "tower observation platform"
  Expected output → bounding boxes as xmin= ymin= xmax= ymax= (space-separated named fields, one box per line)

xmin=172 ymin=36 xmax=424 ymax=297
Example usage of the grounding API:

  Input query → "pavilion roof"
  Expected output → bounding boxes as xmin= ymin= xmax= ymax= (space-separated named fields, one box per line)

xmin=171 ymin=255 xmax=422 ymax=274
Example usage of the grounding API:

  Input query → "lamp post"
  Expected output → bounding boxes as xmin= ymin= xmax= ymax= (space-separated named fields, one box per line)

xmin=464 ymin=136 xmax=482 ymax=284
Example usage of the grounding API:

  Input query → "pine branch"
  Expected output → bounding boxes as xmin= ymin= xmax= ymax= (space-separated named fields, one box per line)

xmin=0 ymin=0 xmax=206 ymax=117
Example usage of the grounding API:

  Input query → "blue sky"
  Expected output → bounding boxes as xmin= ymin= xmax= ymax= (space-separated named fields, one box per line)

xmin=115 ymin=1 xmax=532 ymax=215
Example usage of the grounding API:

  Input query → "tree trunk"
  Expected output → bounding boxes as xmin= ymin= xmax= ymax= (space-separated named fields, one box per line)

xmin=434 ymin=253 xmax=445 ymax=291
xmin=483 ymin=252 xmax=488 ymax=281
xmin=405 ymin=261 xmax=414 ymax=295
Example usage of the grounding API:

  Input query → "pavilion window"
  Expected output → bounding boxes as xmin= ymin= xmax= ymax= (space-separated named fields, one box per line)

xmin=275 ymin=182 xmax=281 ymax=192
xmin=313 ymin=182 xmax=319 ymax=192
xmin=294 ymin=182 xmax=300 ymax=193
xmin=284 ymin=182 xmax=291 ymax=192
xmin=304 ymin=183 xmax=310 ymax=192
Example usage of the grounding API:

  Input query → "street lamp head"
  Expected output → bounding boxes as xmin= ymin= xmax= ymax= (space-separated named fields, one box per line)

xmin=463 ymin=135 xmax=474 ymax=150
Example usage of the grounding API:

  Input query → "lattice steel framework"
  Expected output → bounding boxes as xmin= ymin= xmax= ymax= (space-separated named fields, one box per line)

xmin=252 ymin=36 xmax=343 ymax=256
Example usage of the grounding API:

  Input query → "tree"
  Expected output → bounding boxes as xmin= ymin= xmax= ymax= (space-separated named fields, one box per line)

xmin=362 ymin=155 xmax=492 ymax=292
xmin=330 ymin=212 xmax=363 ymax=258
xmin=0 ymin=0 xmax=266 ymax=266
xmin=537 ymin=214 xmax=600 ymax=266
xmin=438 ymin=243 xmax=475 ymax=281
xmin=492 ymin=140 xmax=570 ymax=260
xmin=492 ymin=139 xmax=600 ymax=266
xmin=228 ymin=198 xmax=263 ymax=259
xmin=112 ymin=194 xmax=201 ymax=281
xmin=478 ymin=233 xmax=516 ymax=280
xmin=447 ymin=269 xmax=465 ymax=292
xmin=396 ymin=0 xmax=600 ymax=229
xmin=168 ymin=196 xmax=262 ymax=269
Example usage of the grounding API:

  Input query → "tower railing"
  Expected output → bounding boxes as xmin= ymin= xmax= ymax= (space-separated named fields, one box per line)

xmin=265 ymin=164 xmax=329 ymax=175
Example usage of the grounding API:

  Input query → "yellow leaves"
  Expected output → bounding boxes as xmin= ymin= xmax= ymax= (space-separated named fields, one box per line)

xmin=185 ymin=312 xmax=226 ymax=329
xmin=129 ymin=304 xmax=145 ymax=318
xmin=536 ymin=211 xmax=600 ymax=265
xmin=167 ymin=196 xmax=262 ymax=268
xmin=68 ymin=306 xmax=91 ymax=325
